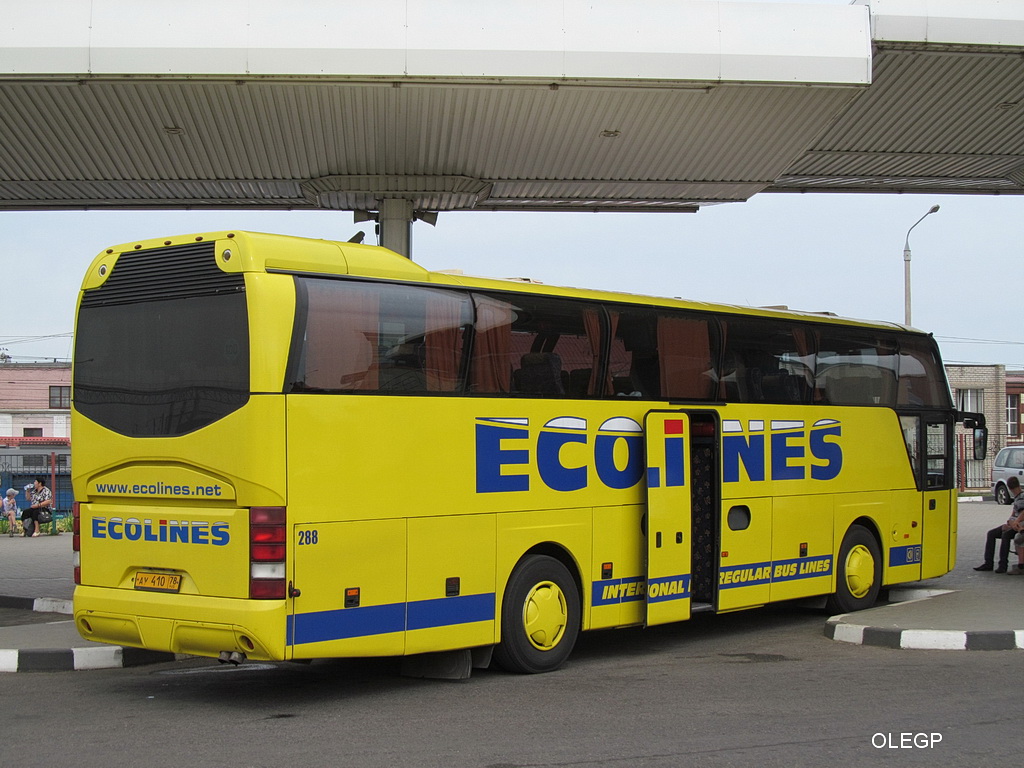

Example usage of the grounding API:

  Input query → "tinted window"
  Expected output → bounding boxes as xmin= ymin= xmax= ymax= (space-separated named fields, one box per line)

xmin=926 ymin=421 xmax=951 ymax=489
xmin=469 ymin=292 xmax=603 ymax=397
xmin=816 ymin=329 xmax=898 ymax=406
xmin=897 ymin=335 xmax=952 ymax=408
xmin=289 ymin=278 xmax=471 ymax=394
xmin=610 ymin=306 xmax=718 ymax=400
xmin=719 ymin=317 xmax=813 ymax=404
xmin=75 ymin=293 xmax=249 ymax=436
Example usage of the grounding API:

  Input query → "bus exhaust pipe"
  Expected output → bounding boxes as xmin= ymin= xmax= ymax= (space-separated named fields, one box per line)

xmin=218 ymin=651 xmax=247 ymax=665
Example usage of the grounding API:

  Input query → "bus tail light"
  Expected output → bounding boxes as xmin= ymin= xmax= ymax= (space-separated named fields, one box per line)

xmin=72 ymin=502 xmax=81 ymax=584
xmin=250 ymin=507 xmax=287 ymax=599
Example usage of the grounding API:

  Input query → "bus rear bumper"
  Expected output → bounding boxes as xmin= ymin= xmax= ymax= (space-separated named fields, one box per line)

xmin=73 ymin=585 xmax=287 ymax=661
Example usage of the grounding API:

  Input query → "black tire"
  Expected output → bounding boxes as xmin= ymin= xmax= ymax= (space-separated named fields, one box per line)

xmin=493 ymin=555 xmax=580 ymax=674
xmin=826 ymin=525 xmax=882 ymax=614
xmin=996 ymin=483 xmax=1012 ymax=505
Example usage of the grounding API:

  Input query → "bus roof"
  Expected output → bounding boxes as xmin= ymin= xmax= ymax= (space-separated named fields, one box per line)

xmin=88 ymin=229 xmax=914 ymax=334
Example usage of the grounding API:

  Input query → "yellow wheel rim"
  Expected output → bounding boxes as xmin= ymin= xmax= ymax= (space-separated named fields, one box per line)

xmin=844 ymin=543 xmax=875 ymax=599
xmin=523 ymin=580 xmax=568 ymax=651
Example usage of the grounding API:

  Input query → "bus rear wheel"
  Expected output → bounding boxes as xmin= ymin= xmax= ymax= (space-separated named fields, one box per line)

xmin=493 ymin=555 xmax=580 ymax=674
xmin=826 ymin=525 xmax=882 ymax=614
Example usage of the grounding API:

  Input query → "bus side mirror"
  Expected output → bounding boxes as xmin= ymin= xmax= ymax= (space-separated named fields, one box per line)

xmin=974 ymin=427 xmax=988 ymax=461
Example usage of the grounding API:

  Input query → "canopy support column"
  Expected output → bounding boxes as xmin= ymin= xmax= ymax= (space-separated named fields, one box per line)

xmin=379 ymin=199 xmax=413 ymax=258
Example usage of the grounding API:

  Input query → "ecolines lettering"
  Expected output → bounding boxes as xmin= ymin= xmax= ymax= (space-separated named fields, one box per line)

xmin=91 ymin=517 xmax=230 ymax=546
xmin=476 ymin=417 xmax=645 ymax=494
xmin=476 ymin=416 xmax=844 ymax=494
xmin=722 ymin=419 xmax=843 ymax=484
xmin=93 ymin=482 xmax=224 ymax=497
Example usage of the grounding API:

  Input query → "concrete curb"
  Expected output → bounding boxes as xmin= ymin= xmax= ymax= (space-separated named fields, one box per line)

xmin=825 ymin=588 xmax=1023 ymax=651
xmin=0 ymin=595 xmax=73 ymax=614
xmin=0 ymin=593 xmax=175 ymax=672
xmin=34 ymin=596 xmax=73 ymax=615
xmin=0 ymin=645 xmax=176 ymax=673
xmin=825 ymin=619 xmax=1022 ymax=651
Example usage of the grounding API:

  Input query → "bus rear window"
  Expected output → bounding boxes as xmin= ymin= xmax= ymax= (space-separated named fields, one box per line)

xmin=74 ymin=243 xmax=249 ymax=437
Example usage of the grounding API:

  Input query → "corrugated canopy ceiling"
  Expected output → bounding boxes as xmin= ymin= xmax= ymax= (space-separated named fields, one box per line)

xmin=1 ymin=0 xmax=1023 ymax=214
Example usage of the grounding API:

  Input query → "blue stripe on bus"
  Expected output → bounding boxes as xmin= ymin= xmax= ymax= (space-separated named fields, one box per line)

xmin=592 ymin=575 xmax=693 ymax=605
xmin=287 ymin=592 xmax=496 ymax=646
xmin=591 ymin=576 xmax=646 ymax=606
xmin=889 ymin=544 xmax=922 ymax=567
xmin=407 ymin=593 xmax=495 ymax=631
xmin=646 ymin=574 xmax=690 ymax=603
xmin=288 ymin=603 xmax=405 ymax=645
xmin=718 ymin=561 xmax=773 ymax=589
xmin=769 ymin=555 xmax=833 ymax=582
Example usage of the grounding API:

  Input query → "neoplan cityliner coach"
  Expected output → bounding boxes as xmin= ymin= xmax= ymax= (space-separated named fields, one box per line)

xmin=70 ymin=231 xmax=985 ymax=675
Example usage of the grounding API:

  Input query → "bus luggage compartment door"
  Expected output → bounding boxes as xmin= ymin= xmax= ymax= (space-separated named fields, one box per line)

xmin=643 ymin=411 xmax=693 ymax=627
xmin=288 ymin=519 xmax=407 ymax=659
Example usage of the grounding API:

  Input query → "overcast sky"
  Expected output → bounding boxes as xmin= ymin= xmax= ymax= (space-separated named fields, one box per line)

xmin=2 ymin=0 xmax=1022 ymax=369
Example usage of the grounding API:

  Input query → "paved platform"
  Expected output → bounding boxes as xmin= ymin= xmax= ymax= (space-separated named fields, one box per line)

xmin=0 ymin=501 xmax=1021 ymax=672
xmin=0 ymin=531 xmax=174 ymax=672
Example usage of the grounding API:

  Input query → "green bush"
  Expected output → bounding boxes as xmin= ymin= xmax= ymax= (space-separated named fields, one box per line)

xmin=0 ymin=516 xmax=70 ymax=535
xmin=0 ymin=518 xmax=23 ymax=535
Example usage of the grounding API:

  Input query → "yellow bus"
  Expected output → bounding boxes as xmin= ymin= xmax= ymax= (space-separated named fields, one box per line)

xmin=71 ymin=231 xmax=985 ymax=675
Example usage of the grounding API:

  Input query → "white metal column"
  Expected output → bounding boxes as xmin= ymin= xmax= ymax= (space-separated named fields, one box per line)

xmin=379 ymin=199 xmax=413 ymax=258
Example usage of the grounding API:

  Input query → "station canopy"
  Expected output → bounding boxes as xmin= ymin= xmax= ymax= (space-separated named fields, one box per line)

xmin=2 ymin=0 xmax=1024 ymax=220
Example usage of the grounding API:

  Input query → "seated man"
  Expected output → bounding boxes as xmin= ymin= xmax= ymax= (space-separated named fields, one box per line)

xmin=976 ymin=476 xmax=1024 ymax=573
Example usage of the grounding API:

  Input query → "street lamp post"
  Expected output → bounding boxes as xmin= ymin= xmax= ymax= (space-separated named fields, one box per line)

xmin=903 ymin=204 xmax=940 ymax=326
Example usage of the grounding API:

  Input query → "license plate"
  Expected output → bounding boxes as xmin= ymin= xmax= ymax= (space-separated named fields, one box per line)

xmin=134 ymin=571 xmax=182 ymax=593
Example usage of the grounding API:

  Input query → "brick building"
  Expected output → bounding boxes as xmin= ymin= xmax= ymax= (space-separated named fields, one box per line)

xmin=0 ymin=361 xmax=71 ymax=440
xmin=945 ymin=364 xmax=1010 ymax=490
xmin=1007 ymin=371 xmax=1024 ymax=444
xmin=0 ymin=362 xmax=72 ymax=512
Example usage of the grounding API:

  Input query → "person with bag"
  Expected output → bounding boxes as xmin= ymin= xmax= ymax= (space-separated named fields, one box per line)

xmin=22 ymin=477 xmax=53 ymax=538
xmin=3 ymin=488 xmax=18 ymax=537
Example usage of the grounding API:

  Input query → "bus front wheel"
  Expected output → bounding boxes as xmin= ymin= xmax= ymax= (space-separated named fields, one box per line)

xmin=493 ymin=555 xmax=580 ymax=674
xmin=826 ymin=525 xmax=882 ymax=614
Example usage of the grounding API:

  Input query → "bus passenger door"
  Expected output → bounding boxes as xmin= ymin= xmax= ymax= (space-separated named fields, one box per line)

xmin=643 ymin=411 xmax=696 ymax=626
xmin=921 ymin=417 xmax=954 ymax=579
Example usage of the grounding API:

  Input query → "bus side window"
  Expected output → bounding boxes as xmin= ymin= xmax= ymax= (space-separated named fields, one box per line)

xmin=658 ymin=315 xmax=716 ymax=400
xmin=377 ymin=343 xmax=426 ymax=392
xmin=293 ymin=279 xmax=470 ymax=394
xmin=816 ymin=330 xmax=897 ymax=407
xmin=299 ymin=279 xmax=381 ymax=391
xmin=719 ymin=317 xmax=812 ymax=404
xmin=610 ymin=306 xmax=717 ymax=401
xmin=900 ymin=415 xmax=921 ymax=487
xmin=470 ymin=292 xmax=602 ymax=397
xmin=897 ymin=336 xmax=951 ymax=408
